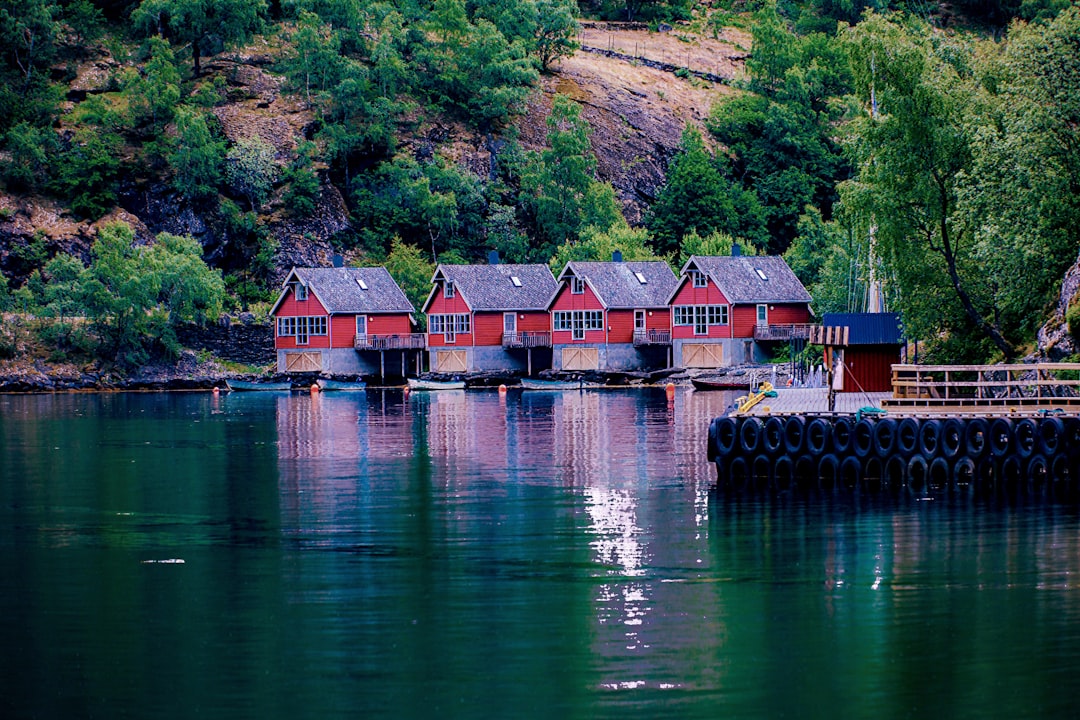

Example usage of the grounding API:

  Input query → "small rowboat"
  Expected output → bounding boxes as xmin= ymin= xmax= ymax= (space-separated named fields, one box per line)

xmin=226 ymin=379 xmax=292 ymax=392
xmin=407 ymin=378 xmax=465 ymax=391
xmin=520 ymin=378 xmax=601 ymax=390
xmin=317 ymin=379 xmax=368 ymax=391
xmin=691 ymin=377 xmax=752 ymax=392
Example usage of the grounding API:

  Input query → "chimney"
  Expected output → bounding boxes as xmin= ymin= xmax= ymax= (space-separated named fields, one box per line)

xmin=731 ymin=243 xmax=741 ymax=257
xmin=488 ymin=250 xmax=500 ymax=265
xmin=612 ymin=250 xmax=623 ymax=262
xmin=332 ymin=254 xmax=344 ymax=268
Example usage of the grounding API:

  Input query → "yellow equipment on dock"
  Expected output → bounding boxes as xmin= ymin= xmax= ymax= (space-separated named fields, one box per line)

xmin=736 ymin=382 xmax=776 ymax=414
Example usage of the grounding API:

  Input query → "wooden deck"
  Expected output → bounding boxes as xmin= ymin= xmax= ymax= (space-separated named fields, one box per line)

xmin=738 ymin=389 xmax=891 ymax=416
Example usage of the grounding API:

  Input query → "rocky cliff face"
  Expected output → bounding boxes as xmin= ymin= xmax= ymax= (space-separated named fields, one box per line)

xmin=1036 ymin=253 xmax=1080 ymax=360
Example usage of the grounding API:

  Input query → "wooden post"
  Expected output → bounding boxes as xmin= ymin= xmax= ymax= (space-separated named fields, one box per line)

xmin=527 ymin=348 xmax=532 ymax=377
xmin=380 ymin=351 xmax=385 ymax=381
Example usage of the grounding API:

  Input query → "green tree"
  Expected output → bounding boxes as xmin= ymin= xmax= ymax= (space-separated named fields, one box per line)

xmin=132 ymin=0 xmax=268 ymax=77
xmin=842 ymin=14 xmax=1011 ymax=360
xmin=521 ymin=94 xmax=604 ymax=254
xmin=282 ymin=11 xmax=344 ymax=109
xmin=225 ymin=135 xmax=279 ymax=211
xmin=549 ymin=223 xmax=660 ymax=271
xmin=382 ymin=236 xmax=434 ymax=323
xmin=169 ymin=107 xmax=225 ymax=200
xmin=647 ymin=125 xmax=768 ymax=254
xmin=80 ymin=221 xmax=225 ymax=366
xmin=282 ymin=139 xmax=320 ymax=216
xmin=679 ymin=229 xmax=759 ymax=267
xmin=49 ymin=126 xmax=123 ymax=219
xmin=1 ymin=121 xmax=55 ymax=191
xmin=125 ymin=36 xmax=181 ymax=131
xmin=534 ymin=0 xmax=579 ymax=71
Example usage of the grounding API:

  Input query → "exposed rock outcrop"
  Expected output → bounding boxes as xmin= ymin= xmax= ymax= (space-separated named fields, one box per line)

xmin=1036 ymin=254 xmax=1080 ymax=360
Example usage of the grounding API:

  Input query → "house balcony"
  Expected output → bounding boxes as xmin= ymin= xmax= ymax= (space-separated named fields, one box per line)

xmin=633 ymin=329 xmax=672 ymax=346
xmin=355 ymin=333 xmax=428 ymax=351
xmin=503 ymin=331 xmax=552 ymax=349
xmin=753 ymin=324 xmax=815 ymax=341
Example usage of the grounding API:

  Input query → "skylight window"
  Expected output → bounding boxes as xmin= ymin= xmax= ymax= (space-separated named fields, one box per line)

xmin=510 ymin=276 xmax=522 ymax=287
xmin=356 ymin=277 xmax=368 ymax=290
xmin=755 ymin=268 xmax=768 ymax=281
xmin=634 ymin=272 xmax=647 ymax=284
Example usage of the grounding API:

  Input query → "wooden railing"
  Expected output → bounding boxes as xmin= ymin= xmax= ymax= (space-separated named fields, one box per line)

xmin=354 ymin=333 xmax=428 ymax=351
xmin=633 ymin=329 xmax=671 ymax=346
xmin=754 ymin=323 xmax=816 ymax=341
xmin=503 ymin=331 xmax=551 ymax=348
xmin=891 ymin=363 xmax=1080 ymax=400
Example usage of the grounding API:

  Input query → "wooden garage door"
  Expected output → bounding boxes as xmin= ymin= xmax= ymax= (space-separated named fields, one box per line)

xmin=682 ymin=343 xmax=723 ymax=369
xmin=435 ymin=350 xmax=468 ymax=373
xmin=562 ymin=347 xmax=599 ymax=371
xmin=285 ymin=351 xmax=322 ymax=372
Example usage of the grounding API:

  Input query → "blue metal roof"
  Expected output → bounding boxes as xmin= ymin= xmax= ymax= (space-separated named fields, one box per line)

xmin=822 ymin=313 xmax=904 ymax=345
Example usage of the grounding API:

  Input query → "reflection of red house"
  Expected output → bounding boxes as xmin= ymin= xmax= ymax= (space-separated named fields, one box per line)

xmin=271 ymin=267 xmax=420 ymax=376
xmin=422 ymin=262 xmax=557 ymax=373
xmin=668 ymin=254 xmax=812 ymax=368
xmin=549 ymin=257 xmax=678 ymax=372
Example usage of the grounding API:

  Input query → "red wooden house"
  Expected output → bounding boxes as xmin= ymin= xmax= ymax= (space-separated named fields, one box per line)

xmin=271 ymin=267 xmax=422 ymax=376
xmin=549 ymin=258 xmax=678 ymax=371
xmin=668 ymin=255 xmax=812 ymax=368
xmin=422 ymin=262 xmax=558 ymax=373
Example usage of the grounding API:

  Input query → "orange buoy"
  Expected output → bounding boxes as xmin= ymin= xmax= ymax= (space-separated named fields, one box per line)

xmin=311 ymin=383 xmax=320 ymax=393
xmin=212 ymin=386 xmax=220 ymax=395
xmin=498 ymin=384 xmax=508 ymax=394
xmin=665 ymin=382 xmax=676 ymax=396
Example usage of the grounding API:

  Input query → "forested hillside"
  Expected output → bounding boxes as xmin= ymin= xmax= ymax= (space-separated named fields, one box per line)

xmin=0 ymin=0 xmax=1077 ymax=370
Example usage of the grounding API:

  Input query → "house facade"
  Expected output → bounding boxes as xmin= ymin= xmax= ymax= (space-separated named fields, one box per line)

xmin=549 ymin=259 xmax=678 ymax=372
xmin=668 ymin=255 xmax=813 ymax=368
xmin=422 ymin=263 xmax=558 ymax=373
xmin=271 ymin=267 xmax=421 ymax=376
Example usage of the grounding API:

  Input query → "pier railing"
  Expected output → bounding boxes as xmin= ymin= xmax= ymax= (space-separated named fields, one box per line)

xmin=503 ymin=331 xmax=551 ymax=348
xmin=354 ymin=333 xmax=428 ymax=351
xmin=889 ymin=363 xmax=1080 ymax=406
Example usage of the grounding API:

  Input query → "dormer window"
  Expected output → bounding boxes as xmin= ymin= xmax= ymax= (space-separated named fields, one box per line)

xmin=296 ymin=283 xmax=308 ymax=301
xmin=571 ymin=277 xmax=585 ymax=294
xmin=692 ymin=271 xmax=707 ymax=288
xmin=444 ymin=280 xmax=455 ymax=299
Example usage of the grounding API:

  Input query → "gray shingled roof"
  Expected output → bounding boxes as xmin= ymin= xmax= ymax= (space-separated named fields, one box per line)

xmin=430 ymin=264 xmax=557 ymax=311
xmin=559 ymin=261 xmax=679 ymax=309
xmin=275 ymin=267 xmax=415 ymax=314
xmin=680 ymin=256 xmax=812 ymax=304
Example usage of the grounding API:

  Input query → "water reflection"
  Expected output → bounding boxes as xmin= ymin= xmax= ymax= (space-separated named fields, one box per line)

xmin=5 ymin=391 xmax=1080 ymax=719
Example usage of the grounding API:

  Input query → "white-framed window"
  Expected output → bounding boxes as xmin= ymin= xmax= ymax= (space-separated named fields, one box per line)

xmin=673 ymin=305 xmax=728 ymax=335
xmin=553 ymin=310 xmax=602 ymax=340
xmin=634 ymin=310 xmax=646 ymax=331
xmin=277 ymin=315 xmax=327 ymax=344
xmin=295 ymin=283 xmax=308 ymax=301
xmin=503 ymin=312 xmax=517 ymax=334
xmin=356 ymin=315 xmax=367 ymax=336
xmin=757 ymin=304 xmax=768 ymax=325
xmin=444 ymin=280 xmax=455 ymax=299
xmin=571 ymin=277 xmax=585 ymax=295
xmin=691 ymin=271 xmax=707 ymax=288
xmin=429 ymin=313 xmax=470 ymax=343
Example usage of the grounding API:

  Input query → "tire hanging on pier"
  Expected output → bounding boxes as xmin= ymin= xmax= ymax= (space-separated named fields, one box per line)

xmin=941 ymin=419 xmax=964 ymax=459
xmin=840 ymin=456 xmax=861 ymax=490
xmin=818 ymin=454 xmax=839 ymax=492
xmin=832 ymin=417 xmax=853 ymax=455
xmin=783 ymin=416 xmax=805 ymax=455
xmin=885 ymin=455 xmax=907 ymax=488
xmin=1039 ymin=417 xmax=1065 ymax=456
xmin=853 ymin=419 xmax=874 ymax=459
xmin=773 ymin=455 xmax=795 ymax=492
xmin=897 ymin=418 xmax=920 ymax=457
xmin=739 ymin=417 xmax=763 ymax=456
xmin=873 ymin=418 xmax=897 ymax=458
xmin=929 ymin=456 xmax=950 ymax=490
xmin=964 ymin=418 xmax=989 ymax=460
xmin=953 ymin=457 xmax=976 ymax=493
xmin=919 ymin=420 xmax=942 ymax=459
xmin=713 ymin=417 xmax=738 ymax=459
xmin=805 ymin=418 xmax=832 ymax=457
xmin=907 ymin=455 xmax=928 ymax=494
xmin=762 ymin=416 xmax=784 ymax=456
xmin=1015 ymin=418 xmax=1038 ymax=459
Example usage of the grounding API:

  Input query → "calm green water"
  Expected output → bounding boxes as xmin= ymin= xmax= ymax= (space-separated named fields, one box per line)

xmin=2 ymin=389 xmax=1080 ymax=719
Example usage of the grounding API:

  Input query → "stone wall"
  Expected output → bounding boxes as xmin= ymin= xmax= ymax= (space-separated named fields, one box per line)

xmin=176 ymin=321 xmax=275 ymax=366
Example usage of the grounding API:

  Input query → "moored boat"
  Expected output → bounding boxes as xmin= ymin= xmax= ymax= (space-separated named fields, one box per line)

xmin=691 ymin=377 xmax=752 ymax=391
xmin=226 ymin=379 xmax=293 ymax=392
xmin=407 ymin=378 xmax=465 ymax=391
xmin=520 ymin=378 xmax=601 ymax=390
xmin=317 ymin=378 xmax=368 ymax=391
